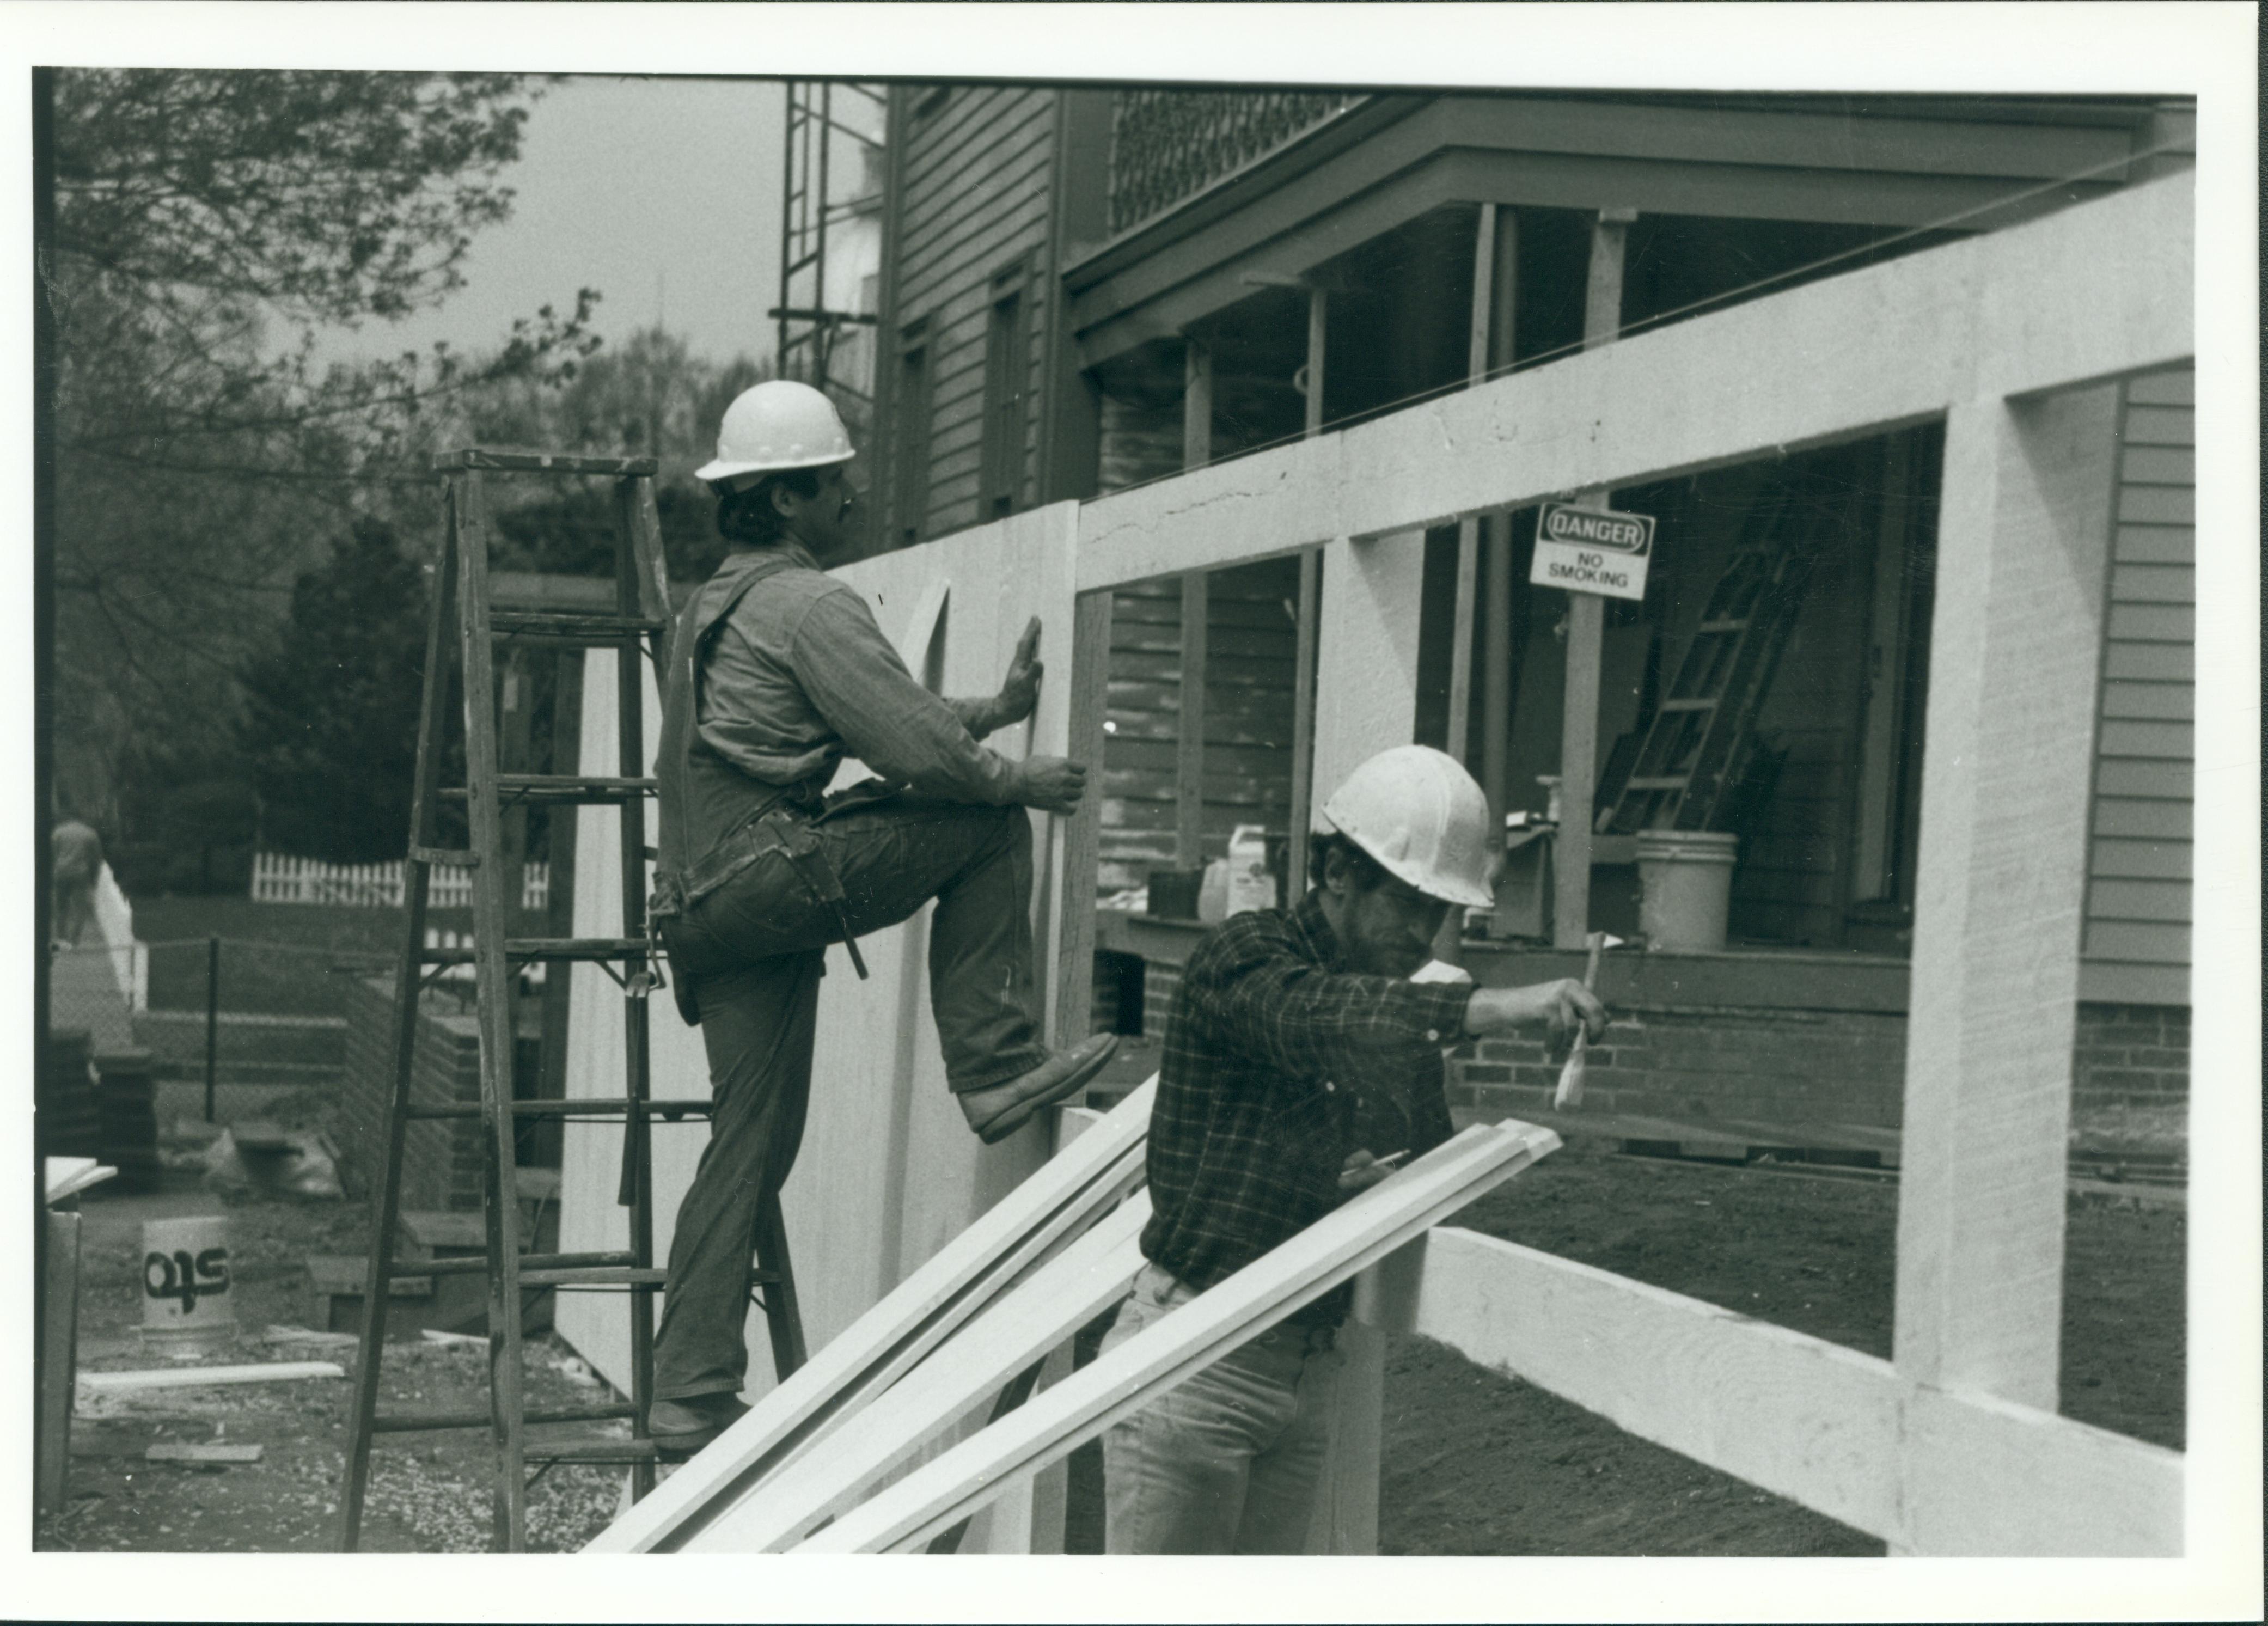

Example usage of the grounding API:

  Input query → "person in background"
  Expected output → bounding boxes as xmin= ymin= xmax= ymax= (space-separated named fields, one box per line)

xmin=1100 ymin=744 xmax=1607 ymax=1554
xmin=51 ymin=817 xmax=105 ymax=953
xmin=645 ymin=381 xmax=1117 ymax=1455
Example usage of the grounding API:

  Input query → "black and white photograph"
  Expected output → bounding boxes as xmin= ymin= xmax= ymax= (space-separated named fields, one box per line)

xmin=16 ymin=4 xmax=2258 ymax=1619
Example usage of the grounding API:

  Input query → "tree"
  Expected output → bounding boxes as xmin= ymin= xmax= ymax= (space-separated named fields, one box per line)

xmin=43 ymin=69 xmax=597 ymax=853
xmin=236 ymin=519 xmax=434 ymax=863
xmin=467 ymin=325 xmax=773 ymax=585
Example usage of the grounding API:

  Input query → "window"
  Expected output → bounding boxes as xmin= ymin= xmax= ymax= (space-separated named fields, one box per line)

xmin=980 ymin=264 xmax=1030 ymax=519
xmin=892 ymin=319 xmax=933 ymax=548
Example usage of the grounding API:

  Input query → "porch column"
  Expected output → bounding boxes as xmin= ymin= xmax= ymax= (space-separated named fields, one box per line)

xmin=1176 ymin=340 xmax=1213 ymax=867
xmin=1554 ymin=207 xmax=1636 ymax=948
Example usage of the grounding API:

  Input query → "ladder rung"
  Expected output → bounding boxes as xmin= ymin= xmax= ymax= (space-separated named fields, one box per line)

xmin=433 ymin=448 xmax=659 ymax=476
xmin=390 ymin=1250 xmax=636 ymax=1280
xmin=1697 ymin=619 xmax=1750 ymax=633
xmin=525 ymin=1438 xmax=659 ymax=1465
xmin=516 ymin=1266 xmax=670 ymax=1288
xmin=372 ymin=1401 xmax=635 ymax=1435
xmin=409 ymin=845 xmax=478 ymax=867
xmin=401 ymin=1098 xmax=713 ymax=1122
xmin=488 ymin=610 xmax=667 ymax=642
xmin=443 ymin=775 xmax=658 ymax=804
xmin=418 ymin=937 xmax=661 ymax=964
xmin=1655 ymin=698 xmax=1717 ymax=712
xmin=1624 ymin=777 xmax=1691 ymax=790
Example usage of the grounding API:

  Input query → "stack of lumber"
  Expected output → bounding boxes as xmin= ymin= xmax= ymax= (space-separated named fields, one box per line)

xmin=588 ymin=1078 xmax=1559 ymax=1554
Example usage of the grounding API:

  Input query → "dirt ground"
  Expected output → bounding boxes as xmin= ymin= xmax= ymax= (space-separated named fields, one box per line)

xmin=39 ymin=1120 xmax=2182 ymax=1557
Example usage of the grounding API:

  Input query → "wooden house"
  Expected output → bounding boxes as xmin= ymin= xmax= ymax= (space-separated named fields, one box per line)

xmin=862 ymin=84 xmax=2196 ymax=1154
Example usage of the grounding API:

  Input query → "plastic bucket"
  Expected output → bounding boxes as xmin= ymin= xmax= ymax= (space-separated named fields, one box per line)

xmin=1636 ymin=831 xmax=1739 ymax=952
xmin=140 ymin=1215 xmax=235 ymax=1355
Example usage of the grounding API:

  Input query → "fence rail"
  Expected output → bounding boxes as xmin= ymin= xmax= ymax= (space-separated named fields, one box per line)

xmin=250 ymin=852 xmax=549 ymax=912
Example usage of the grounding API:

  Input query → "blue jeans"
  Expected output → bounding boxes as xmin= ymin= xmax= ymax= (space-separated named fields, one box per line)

xmin=652 ymin=793 xmax=1050 ymax=1401
xmin=1099 ymin=1263 xmax=1344 ymax=1554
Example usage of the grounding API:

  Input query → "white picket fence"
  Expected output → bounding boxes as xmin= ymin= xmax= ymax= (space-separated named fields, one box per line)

xmin=250 ymin=852 xmax=549 ymax=911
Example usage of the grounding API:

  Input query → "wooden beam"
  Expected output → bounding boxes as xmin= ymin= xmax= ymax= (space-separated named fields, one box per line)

xmin=1410 ymin=1226 xmax=1899 ymax=1535
xmin=1175 ymin=571 xmax=1208 ymax=867
xmin=1441 ymin=205 xmax=1495 ymax=771
xmin=1899 ymin=1383 xmax=2184 ymax=1556
xmin=1553 ymin=207 xmax=1634 ymax=948
xmin=1480 ymin=205 xmax=1520 ymax=827
xmin=680 ymin=1197 xmax=1154 ymax=1551
xmin=1072 ymin=175 xmax=2192 ymax=592
xmin=791 ymin=1120 xmax=1560 ymax=1552
xmin=1892 ymin=386 xmax=2121 ymax=1416
xmin=1050 ymin=589 xmax=1115 ymax=1047
xmin=1402 ymin=1225 xmax=2181 ymax=1554
xmin=36 ymin=1208 xmax=79 ymax=1516
xmin=587 ymin=1078 xmax=1156 ymax=1551
xmin=1287 ymin=551 xmax=1321 ymax=901
xmin=1285 ymin=281 xmax=1331 ymax=901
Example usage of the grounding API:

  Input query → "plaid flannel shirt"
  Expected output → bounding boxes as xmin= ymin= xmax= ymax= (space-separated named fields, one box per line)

xmin=1139 ymin=893 xmax=1473 ymax=1325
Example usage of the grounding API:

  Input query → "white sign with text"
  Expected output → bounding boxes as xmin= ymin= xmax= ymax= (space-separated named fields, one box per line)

xmin=1529 ymin=501 xmax=1655 ymax=601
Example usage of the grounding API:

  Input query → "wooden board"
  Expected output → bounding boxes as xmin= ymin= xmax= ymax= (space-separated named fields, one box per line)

xmin=680 ymin=1196 xmax=1154 ymax=1552
xmin=1892 ymin=386 xmax=2119 ymax=1415
xmin=789 ymin=1120 xmax=1560 ymax=1552
xmin=1403 ymin=1224 xmax=2181 ymax=1554
xmin=588 ymin=1078 xmax=1152 ymax=1552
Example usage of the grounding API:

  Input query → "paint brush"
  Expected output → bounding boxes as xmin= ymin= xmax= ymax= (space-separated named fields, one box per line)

xmin=1552 ymin=931 xmax=1608 ymax=1110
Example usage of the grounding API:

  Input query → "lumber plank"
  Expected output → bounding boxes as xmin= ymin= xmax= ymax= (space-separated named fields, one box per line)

xmin=1899 ymin=1383 xmax=2184 ymax=1556
xmin=1408 ymin=1226 xmax=1901 ymax=1538
xmin=146 ymin=1442 xmax=264 ymax=1464
xmin=1893 ymin=387 xmax=2119 ymax=1415
xmin=79 ymin=1362 xmax=345 ymax=1393
xmin=789 ymin=1120 xmax=1560 ymax=1552
xmin=585 ymin=1078 xmax=1155 ymax=1552
xmin=680 ymin=1197 xmax=1154 ymax=1551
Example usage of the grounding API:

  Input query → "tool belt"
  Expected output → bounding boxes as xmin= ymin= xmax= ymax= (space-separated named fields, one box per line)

xmin=651 ymin=796 xmax=870 ymax=1029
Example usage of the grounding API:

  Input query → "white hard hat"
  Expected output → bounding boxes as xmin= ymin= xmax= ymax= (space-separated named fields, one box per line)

xmin=1319 ymin=745 xmax=1496 ymax=909
xmin=694 ymin=380 xmax=855 ymax=487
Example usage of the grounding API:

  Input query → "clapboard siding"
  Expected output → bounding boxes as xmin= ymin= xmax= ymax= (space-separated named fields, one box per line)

xmin=2079 ymin=364 xmax=2192 ymax=1005
xmin=1100 ymin=559 xmax=1300 ymax=892
xmin=891 ymin=85 xmax=1056 ymax=542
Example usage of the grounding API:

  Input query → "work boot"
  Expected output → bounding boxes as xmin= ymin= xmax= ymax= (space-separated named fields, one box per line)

xmin=957 ymin=1034 xmax=1120 ymax=1145
xmin=649 ymin=1391 xmax=751 ymax=1459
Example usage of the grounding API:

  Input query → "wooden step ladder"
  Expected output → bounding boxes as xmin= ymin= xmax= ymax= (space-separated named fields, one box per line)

xmin=1594 ymin=497 xmax=1823 ymax=838
xmin=335 ymin=448 xmax=808 ymax=1552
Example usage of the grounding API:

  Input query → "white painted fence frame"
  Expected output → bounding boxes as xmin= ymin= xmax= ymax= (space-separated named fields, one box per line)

xmin=1057 ymin=173 xmax=2196 ymax=1556
xmin=563 ymin=176 xmax=2200 ymax=1559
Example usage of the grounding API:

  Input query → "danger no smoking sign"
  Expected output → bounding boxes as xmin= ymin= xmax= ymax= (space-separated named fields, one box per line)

xmin=1528 ymin=500 xmax=1655 ymax=602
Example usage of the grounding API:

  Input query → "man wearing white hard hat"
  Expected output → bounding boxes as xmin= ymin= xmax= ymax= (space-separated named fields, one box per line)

xmin=1099 ymin=744 xmax=1606 ymax=1552
xmin=646 ymin=381 xmax=1116 ymax=1452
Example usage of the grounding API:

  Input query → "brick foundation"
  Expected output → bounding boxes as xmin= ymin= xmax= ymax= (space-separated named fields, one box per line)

xmin=338 ymin=976 xmax=486 ymax=1212
xmin=2070 ymin=1000 xmax=2190 ymax=1154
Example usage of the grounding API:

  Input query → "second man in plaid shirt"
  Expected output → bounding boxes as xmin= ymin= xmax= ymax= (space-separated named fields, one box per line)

xmin=1102 ymin=745 xmax=1607 ymax=1555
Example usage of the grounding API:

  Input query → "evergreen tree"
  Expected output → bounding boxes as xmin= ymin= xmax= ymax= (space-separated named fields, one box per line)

xmin=237 ymin=519 xmax=433 ymax=862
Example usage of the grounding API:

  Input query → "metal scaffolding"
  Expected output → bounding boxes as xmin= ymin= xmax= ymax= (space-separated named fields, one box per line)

xmin=773 ymin=82 xmax=885 ymax=411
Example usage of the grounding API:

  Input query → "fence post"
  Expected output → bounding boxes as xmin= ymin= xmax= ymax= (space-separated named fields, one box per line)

xmin=204 ymin=934 xmax=219 ymax=1122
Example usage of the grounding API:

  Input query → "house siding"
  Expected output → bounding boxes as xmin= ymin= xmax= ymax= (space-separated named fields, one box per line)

xmin=891 ymin=87 xmax=1056 ymax=540
xmin=2080 ymin=364 xmax=2193 ymax=1005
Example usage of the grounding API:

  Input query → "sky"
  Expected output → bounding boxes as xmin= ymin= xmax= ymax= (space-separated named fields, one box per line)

xmin=313 ymin=75 xmax=793 ymax=371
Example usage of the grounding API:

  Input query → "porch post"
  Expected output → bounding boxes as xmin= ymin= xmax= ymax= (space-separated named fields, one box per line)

xmin=1176 ymin=340 xmax=1213 ymax=867
xmin=1554 ymin=207 xmax=1635 ymax=948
